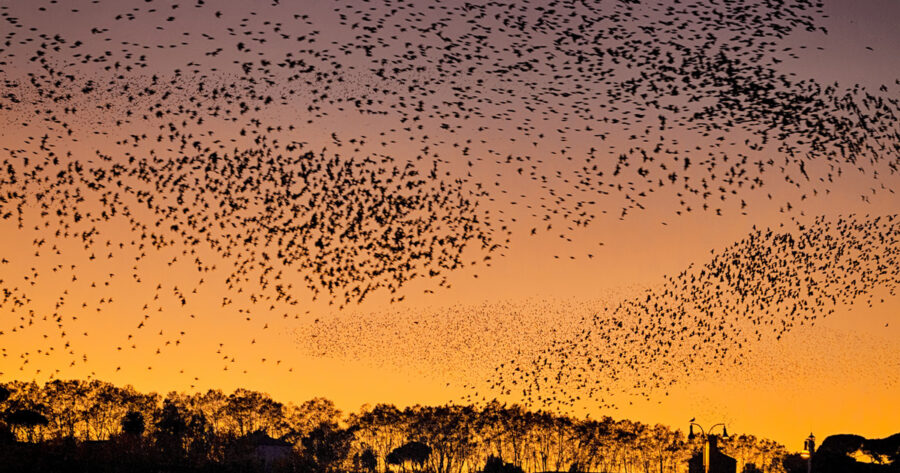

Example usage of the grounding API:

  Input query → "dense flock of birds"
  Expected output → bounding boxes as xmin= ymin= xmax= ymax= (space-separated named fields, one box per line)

xmin=294 ymin=295 xmax=625 ymax=382
xmin=482 ymin=215 xmax=900 ymax=409
xmin=0 ymin=0 xmax=898 ymax=409
xmin=298 ymin=215 xmax=900 ymax=409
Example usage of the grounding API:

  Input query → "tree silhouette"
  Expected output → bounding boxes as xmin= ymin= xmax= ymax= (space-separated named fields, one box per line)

xmin=353 ymin=403 xmax=408 ymax=472
xmin=483 ymin=455 xmax=524 ymax=473
xmin=0 ymin=386 xmax=13 ymax=444
xmin=387 ymin=440 xmax=432 ymax=473
xmin=225 ymin=388 xmax=285 ymax=437
xmin=154 ymin=399 xmax=189 ymax=460
xmin=742 ymin=463 xmax=764 ymax=473
xmin=356 ymin=447 xmax=378 ymax=473
xmin=0 ymin=379 xmax=833 ymax=473
xmin=7 ymin=408 xmax=49 ymax=442
xmin=302 ymin=421 xmax=356 ymax=473
xmin=409 ymin=406 xmax=472 ymax=473
xmin=122 ymin=410 xmax=145 ymax=436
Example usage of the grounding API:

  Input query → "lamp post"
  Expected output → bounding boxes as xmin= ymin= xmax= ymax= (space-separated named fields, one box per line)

xmin=688 ymin=422 xmax=729 ymax=473
xmin=800 ymin=433 xmax=815 ymax=473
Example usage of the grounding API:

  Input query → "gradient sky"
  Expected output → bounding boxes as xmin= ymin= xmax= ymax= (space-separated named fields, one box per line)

xmin=1 ymin=0 xmax=899 ymax=450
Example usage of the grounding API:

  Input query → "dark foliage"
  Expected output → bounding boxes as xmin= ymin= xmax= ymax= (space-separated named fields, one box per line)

xmin=387 ymin=441 xmax=432 ymax=471
xmin=812 ymin=434 xmax=900 ymax=473
xmin=1 ymin=379 xmax=893 ymax=473
xmin=121 ymin=411 xmax=145 ymax=436
xmin=483 ymin=456 xmax=524 ymax=473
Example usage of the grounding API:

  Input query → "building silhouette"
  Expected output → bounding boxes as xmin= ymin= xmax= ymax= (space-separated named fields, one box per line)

xmin=688 ymin=436 xmax=737 ymax=473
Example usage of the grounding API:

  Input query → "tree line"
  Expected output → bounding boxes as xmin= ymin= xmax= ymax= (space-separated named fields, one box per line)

xmin=0 ymin=379 xmax=796 ymax=473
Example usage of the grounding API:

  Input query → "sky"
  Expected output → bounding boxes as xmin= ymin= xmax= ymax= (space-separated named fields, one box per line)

xmin=1 ymin=0 xmax=899 ymax=450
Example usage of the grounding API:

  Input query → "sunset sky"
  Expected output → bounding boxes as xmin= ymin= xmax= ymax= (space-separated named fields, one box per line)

xmin=1 ymin=0 xmax=899 ymax=451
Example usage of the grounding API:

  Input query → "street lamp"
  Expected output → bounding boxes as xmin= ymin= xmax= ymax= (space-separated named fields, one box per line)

xmin=688 ymin=421 xmax=729 ymax=473
xmin=800 ymin=433 xmax=815 ymax=473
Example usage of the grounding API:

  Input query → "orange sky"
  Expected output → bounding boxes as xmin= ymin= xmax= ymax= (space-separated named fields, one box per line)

xmin=1 ymin=0 xmax=899 ymax=450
